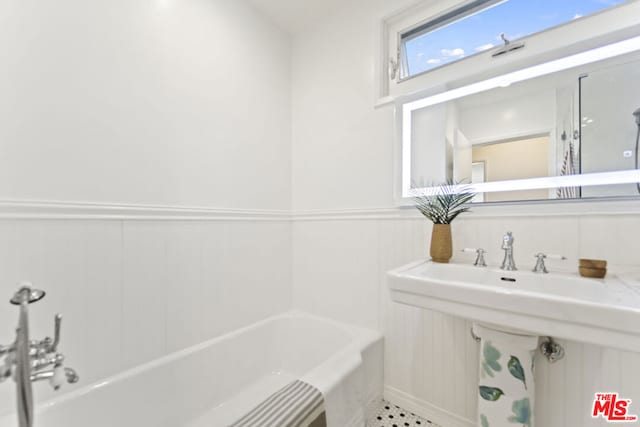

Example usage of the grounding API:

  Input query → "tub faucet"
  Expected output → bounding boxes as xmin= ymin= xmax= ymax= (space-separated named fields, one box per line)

xmin=500 ymin=231 xmax=517 ymax=271
xmin=0 ymin=283 xmax=79 ymax=427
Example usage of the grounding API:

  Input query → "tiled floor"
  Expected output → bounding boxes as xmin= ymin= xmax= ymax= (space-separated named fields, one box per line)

xmin=368 ymin=400 xmax=441 ymax=427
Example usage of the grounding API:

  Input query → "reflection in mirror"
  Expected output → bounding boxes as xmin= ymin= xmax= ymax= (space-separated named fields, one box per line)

xmin=581 ymin=61 xmax=640 ymax=197
xmin=404 ymin=49 xmax=640 ymax=203
xmin=470 ymin=136 xmax=549 ymax=202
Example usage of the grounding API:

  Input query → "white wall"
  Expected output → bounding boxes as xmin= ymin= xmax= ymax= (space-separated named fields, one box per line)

xmin=0 ymin=0 xmax=291 ymax=210
xmin=0 ymin=0 xmax=292 ymax=416
xmin=291 ymin=0 xmax=412 ymax=211
xmin=291 ymin=1 xmax=640 ymax=426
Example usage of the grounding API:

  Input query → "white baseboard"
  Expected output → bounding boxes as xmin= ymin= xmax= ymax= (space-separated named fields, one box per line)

xmin=384 ymin=385 xmax=475 ymax=427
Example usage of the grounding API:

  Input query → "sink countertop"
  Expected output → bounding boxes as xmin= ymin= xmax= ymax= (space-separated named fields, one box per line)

xmin=388 ymin=260 xmax=640 ymax=353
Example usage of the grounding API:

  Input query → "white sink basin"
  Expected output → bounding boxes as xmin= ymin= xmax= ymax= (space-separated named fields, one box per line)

xmin=388 ymin=260 xmax=640 ymax=352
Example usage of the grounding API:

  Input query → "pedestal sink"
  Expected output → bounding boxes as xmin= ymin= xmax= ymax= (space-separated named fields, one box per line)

xmin=387 ymin=260 xmax=640 ymax=426
xmin=388 ymin=260 xmax=640 ymax=352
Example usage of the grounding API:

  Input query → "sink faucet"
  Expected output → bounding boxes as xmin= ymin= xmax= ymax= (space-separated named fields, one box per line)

xmin=0 ymin=283 xmax=79 ymax=427
xmin=500 ymin=231 xmax=517 ymax=271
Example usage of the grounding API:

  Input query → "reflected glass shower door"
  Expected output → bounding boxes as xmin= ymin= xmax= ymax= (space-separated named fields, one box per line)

xmin=579 ymin=60 xmax=640 ymax=198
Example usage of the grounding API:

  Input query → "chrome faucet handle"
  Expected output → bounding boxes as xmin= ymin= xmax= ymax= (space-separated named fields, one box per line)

xmin=532 ymin=253 xmax=566 ymax=273
xmin=30 ymin=353 xmax=79 ymax=390
xmin=533 ymin=253 xmax=548 ymax=273
xmin=462 ymin=248 xmax=487 ymax=267
xmin=30 ymin=313 xmax=78 ymax=390
xmin=64 ymin=367 xmax=79 ymax=384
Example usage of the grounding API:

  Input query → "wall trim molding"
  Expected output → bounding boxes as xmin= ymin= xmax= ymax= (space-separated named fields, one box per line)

xmin=1 ymin=198 xmax=640 ymax=221
xmin=293 ymin=207 xmax=421 ymax=221
xmin=0 ymin=199 xmax=290 ymax=221
xmin=384 ymin=385 xmax=475 ymax=427
xmin=293 ymin=199 xmax=640 ymax=221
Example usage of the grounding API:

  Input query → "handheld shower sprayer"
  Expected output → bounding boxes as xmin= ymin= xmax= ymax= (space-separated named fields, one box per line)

xmin=634 ymin=108 xmax=640 ymax=126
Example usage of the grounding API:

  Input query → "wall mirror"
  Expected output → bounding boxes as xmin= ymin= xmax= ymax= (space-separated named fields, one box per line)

xmin=398 ymin=36 xmax=640 ymax=203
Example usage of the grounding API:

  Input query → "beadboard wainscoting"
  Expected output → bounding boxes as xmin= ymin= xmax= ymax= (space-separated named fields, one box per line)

xmin=0 ymin=213 xmax=291 ymax=416
xmin=0 ymin=0 xmax=295 ymax=416
xmin=292 ymin=211 xmax=640 ymax=427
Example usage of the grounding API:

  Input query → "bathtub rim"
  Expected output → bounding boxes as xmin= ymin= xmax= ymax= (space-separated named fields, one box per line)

xmin=24 ymin=310 xmax=381 ymax=418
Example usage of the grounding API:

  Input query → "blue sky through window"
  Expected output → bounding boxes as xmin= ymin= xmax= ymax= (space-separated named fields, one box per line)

xmin=404 ymin=0 xmax=627 ymax=76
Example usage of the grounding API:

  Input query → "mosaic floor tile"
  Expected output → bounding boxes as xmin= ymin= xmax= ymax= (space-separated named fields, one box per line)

xmin=367 ymin=399 xmax=441 ymax=427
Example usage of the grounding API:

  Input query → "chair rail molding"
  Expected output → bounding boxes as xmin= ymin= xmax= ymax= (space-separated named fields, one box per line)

xmin=1 ymin=198 xmax=640 ymax=221
xmin=0 ymin=199 xmax=290 ymax=221
xmin=292 ymin=199 xmax=640 ymax=221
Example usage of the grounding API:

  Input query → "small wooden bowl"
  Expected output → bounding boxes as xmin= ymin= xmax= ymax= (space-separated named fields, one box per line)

xmin=579 ymin=258 xmax=607 ymax=269
xmin=579 ymin=266 xmax=607 ymax=279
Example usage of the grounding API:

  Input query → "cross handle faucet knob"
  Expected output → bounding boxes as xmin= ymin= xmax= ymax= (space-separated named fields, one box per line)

xmin=461 ymin=248 xmax=487 ymax=267
xmin=532 ymin=253 xmax=567 ymax=274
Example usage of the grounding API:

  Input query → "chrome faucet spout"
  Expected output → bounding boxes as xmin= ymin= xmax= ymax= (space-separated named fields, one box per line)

xmin=500 ymin=231 xmax=517 ymax=271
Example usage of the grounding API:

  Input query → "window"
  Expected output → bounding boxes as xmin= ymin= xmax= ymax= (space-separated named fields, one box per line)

xmin=400 ymin=0 xmax=628 ymax=79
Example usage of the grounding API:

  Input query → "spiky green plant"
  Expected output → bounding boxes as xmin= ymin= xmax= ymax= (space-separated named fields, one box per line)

xmin=414 ymin=181 xmax=476 ymax=224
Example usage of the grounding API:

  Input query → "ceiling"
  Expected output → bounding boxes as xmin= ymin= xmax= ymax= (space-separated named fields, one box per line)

xmin=247 ymin=0 xmax=346 ymax=34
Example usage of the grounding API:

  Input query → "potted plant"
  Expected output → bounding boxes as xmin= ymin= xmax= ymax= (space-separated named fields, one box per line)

xmin=414 ymin=182 xmax=476 ymax=263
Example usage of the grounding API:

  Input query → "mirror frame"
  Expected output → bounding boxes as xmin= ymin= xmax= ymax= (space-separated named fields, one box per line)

xmin=396 ymin=35 xmax=640 ymax=204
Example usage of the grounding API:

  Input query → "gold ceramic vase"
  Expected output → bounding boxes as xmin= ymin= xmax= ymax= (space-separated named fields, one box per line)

xmin=430 ymin=223 xmax=452 ymax=263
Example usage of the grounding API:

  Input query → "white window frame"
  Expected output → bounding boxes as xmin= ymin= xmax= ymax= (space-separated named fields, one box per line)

xmin=397 ymin=0 xmax=504 ymax=81
xmin=376 ymin=0 xmax=640 ymax=108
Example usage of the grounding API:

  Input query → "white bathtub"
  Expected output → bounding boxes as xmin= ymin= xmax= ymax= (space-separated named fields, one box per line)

xmin=0 ymin=311 xmax=383 ymax=427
